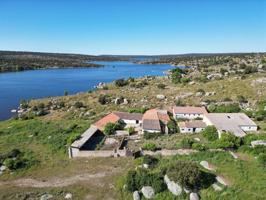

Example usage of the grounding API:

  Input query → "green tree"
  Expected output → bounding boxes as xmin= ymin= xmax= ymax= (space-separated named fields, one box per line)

xmin=201 ymin=126 xmax=218 ymax=141
xmin=103 ymin=122 xmax=121 ymax=135
xmin=167 ymin=120 xmax=178 ymax=134
xmin=166 ymin=160 xmax=202 ymax=189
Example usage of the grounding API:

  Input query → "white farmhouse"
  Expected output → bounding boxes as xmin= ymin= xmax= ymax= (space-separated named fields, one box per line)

xmin=173 ymin=106 xmax=208 ymax=119
xmin=178 ymin=120 xmax=206 ymax=133
xmin=203 ymin=113 xmax=257 ymax=138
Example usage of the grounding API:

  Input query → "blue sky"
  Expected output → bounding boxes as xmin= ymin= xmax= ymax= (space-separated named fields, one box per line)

xmin=0 ymin=0 xmax=265 ymax=55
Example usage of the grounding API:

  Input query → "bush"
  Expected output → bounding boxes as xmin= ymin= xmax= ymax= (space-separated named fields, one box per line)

xmin=142 ymin=155 xmax=158 ymax=167
xmin=237 ymin=95 xmax=248 ymax=103
xmin=170 ymin=68 xmax=185 ymax=84
xmin=125 ymin=169 xmax=166 ymax=193
xmin=201 ymin=126 xmax=218 ymax=141
xmin=142 ymin=143 xmax=157 ymax=151
xmin=98 ymin=94 xmax=110 ymax=105
xmin=127 ymin=127 xmax=135 ymax=135
xmin=166 ymin=160 xmax=202 ymax=189
xmin=180 ymin=77 xmax=191 ymax=83
xmin=179 ymin=137 xmax=194 ymax=149
xmin=157 ymin=83 xmax=166 ymax=89
xmin=128 ymin=107 xmax=148 ymax=114
xmin=192 ymin=143 xmax=206 ymax=151
xmin=143 ymin=131 xmax=161 ymax=140
xmin=213 ymin=132 xmax=241 ymax=149
xmin=74 ymin=101 xmax=84 ymax=108
xmin=167 ymin=120 xmax=178 ymax=134
xmin=104 ymin=122 xmax=121 ymax=135
xmin=2 ymin=150 xmax=38 ymax=171
xmin=115 ymin=79 xmax=128 ymax=87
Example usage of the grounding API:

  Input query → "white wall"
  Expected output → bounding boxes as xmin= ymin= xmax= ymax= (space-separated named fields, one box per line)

xmin=174 ymin=113 xmax=204 ymax=120
xmin=240 ymin=125 xmax=257 ymax=132
xmin=122 ymin=119 xmax=142 ymax=125
xmin=180 ymin=127 xmax=204 ymax=133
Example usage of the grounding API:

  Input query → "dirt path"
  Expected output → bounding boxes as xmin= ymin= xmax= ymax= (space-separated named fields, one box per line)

xmin=0 ymin=171 xmax=111 ymax=188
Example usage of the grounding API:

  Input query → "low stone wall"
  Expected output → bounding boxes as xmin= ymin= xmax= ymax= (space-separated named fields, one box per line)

xmin=142 ymin=149 xmax=197 ymax=156
xmin=69 ymin=147 xmax=133 ymax=158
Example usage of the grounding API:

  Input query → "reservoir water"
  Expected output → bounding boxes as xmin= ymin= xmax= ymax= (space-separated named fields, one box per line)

xmin=0 ymin=61 xmax=173 ymax=120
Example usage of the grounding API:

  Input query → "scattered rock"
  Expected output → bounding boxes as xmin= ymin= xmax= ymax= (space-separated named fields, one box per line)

xmin=0 ymin=165 xmax=7 ymax=171
xmin=229 ymin=151 xmax=238 ymax=159
xmin=184 ymin=188 xmax=190 ymax=194
xmin=40 ymin=194 xmax=53 ymax=200
xmin=133 ymin=191 xmax=140 ymax=200
xmin=114 ymin=97 xmax=124 ymax=105
xmin=194 ymin=138 xmax=200 ymax=142
xmin=156 ymin=94 xmax=166 ymax=100
xmin=11 ymin=109 xmax=17 ymax=113
xmin=195 ymin=92 xmax=204 ymax=97
xmin=123 ymin=98 xmax=129 ymax=105
xmin=164 ymin=174 xmax=182 ymax=196
xmin=189 ymin=81 xmax=195 ymax=85
xmin=65 ymin=193 xmax=72 ymax=199
xmin=212 ymin=183 xmax=223 ymax=191
xmin=216 ymin=176 xmax=228 ymax=186
xmin=143 ymin=164 xmax=149 ymax=169
xmin=141 ymin=186 xmax=155 ymax=199
xmin=251 ymin=140 xmax=266 ymax=147
xmin=176 ymin=92 xmax=194 ymax=100
xmin=200 ymin=161 xmax=215 ymax=171
xmin=190 ymin=192 xmax=200 ymax=200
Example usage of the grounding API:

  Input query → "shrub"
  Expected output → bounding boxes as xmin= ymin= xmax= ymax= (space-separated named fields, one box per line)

xmin=20 ymin=99 xmax=29 ymax=109
xmin=201 ymin=126 xmax=218 ymax=141
xmin=128 ymin=107 xmax=148 ymax=114
xmin=125 ymin=169 xmax=166 ymax=193
xmin=170 ymin=68 xmax=184 ymax=84
xmin=127 ymin=127 xmax=135 ymax=135
xmin=179 ymin=137 xmax=194 ymax=149
xmin=104 ymin=122 xmax=121 ymax=135
xmin=167 ymin=120 xmax=178 ymax=134
xmin=192 ymin=143 xmax=206 ymax=151
xmin=157 ymin=83 xmax=166 ymax=89
xmin=180 ymin=77 xmax=191 ymax=83
xmin=166 ymin=160 xmax=202 ymax=190
xmin=74 ymin=101 xmax=84 ymax=108
xmin=142 ymin=155 xmax=158 ymax=167
xmin=2 ymin=150 xmax=38 ymax=171
xmin=237 ymin=95 xmax=247 ymax=103
xmin=143 ymin=131 xmax=161 ymax=140
xmin=98 ymin=94 xmax=110 ymax=105
xmin=175 ymin=99 xmax=185 ymax=106
xmin=213 ymin=132 xmax=241 ymax=149
xmin=142 ymin=143 xmax=157 ymax=151
xmin=115 ymin=79 xmax=128 ymax=87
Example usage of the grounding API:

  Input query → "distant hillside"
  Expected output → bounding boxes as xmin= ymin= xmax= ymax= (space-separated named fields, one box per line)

xmin=0 ymin=51 xmax=125 ymax=73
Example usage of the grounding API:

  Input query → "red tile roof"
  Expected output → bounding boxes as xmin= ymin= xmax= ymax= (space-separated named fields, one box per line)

xmin=142 ymin=109 xmax=170 ymax=131
xmin=93 ymin=113 xmax=120 ymax=130
xmin=173 ymin=106 xmax=208 ymax=114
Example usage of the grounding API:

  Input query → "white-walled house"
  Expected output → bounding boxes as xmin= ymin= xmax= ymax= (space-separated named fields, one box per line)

xmin=178 ymin=121 xmax=206 ymax=133
xmin=203 ymin=113 xmax=257 ymax=138
xmin=173 ymin=106 xmax=208 ymax=120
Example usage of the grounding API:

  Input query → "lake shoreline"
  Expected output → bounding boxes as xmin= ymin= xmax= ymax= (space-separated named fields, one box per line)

xmin=0 ymin=61 xmax=174 ymax=121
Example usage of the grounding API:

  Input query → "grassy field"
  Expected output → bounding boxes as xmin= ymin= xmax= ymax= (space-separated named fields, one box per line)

xmin=118 ymin=151 xmax=266 ymax=200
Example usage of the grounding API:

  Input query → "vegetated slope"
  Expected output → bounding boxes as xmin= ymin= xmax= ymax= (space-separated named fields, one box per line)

xmin=0 ymin=51 xmax=125 ymax=72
